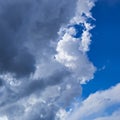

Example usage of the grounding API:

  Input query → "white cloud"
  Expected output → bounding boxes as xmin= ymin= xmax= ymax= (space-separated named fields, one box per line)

xmin=0 ymin=116 xmax=8 ymax=120
xmin=95 ymin=109 xmax=120 ymax=120
xmin=55 ymin=0 xmax=96 ymax=84
xmin=65 ymin=83 xmax=120 ymax=120
xmin=0 ymin=0 xmax=96 ymax=119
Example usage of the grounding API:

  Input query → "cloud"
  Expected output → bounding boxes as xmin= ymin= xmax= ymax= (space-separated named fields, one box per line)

xmin=0 ymin=0 xmax=35 ymax=77
xmin=95 ymin=109 xmax=120 ymax=120
xmin=55 ymin=0 xmax=96 ymax=83
xmin=55 ymin=23 xmax=95 ymax=84
xmin=65 ymin=83 xmax=120 ymax=120
xmin=0 ymin=116 xmax=8 ymax=120
xmin=0 ymin=0 xmax=96 ymax=119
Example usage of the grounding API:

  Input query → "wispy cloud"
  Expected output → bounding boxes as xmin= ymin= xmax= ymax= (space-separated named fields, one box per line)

xmin=65 ymin=83 xmax=120 ymax=120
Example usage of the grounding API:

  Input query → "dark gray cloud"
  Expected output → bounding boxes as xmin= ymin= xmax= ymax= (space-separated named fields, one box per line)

xmin=0 ymin=68 xmax=70 ymax=112
xmin=22 ymin=69 xmax=70 ymax=98
xmin=0 ymin=0 xmax=96 ymax=120
xmin=0 ymin=0 xmax=77 ymax=77
xmin=0 ymin=1 xmax=35 ymax=77
xmin=0 ymin=79 xmax=3 ymax=87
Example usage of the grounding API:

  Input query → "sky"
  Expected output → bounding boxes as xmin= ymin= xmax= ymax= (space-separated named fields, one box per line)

xmin=82 ymin=0 xmax=120 ymax=98
xmin=0 ymin=0 xmax=120 ymax=120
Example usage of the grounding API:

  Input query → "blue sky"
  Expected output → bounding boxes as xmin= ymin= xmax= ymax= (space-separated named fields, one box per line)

xmin=0 ymin=0 xmax=120 ymax=120
xmin=82 ymin=0 xmax=120 ymax=98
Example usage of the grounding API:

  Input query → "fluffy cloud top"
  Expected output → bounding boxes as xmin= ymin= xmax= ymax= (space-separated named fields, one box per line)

xmin=0 ymin=0 xmax=96 ymax=120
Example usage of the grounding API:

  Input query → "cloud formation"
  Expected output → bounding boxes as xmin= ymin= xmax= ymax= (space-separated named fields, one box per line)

xmin=64 ymin=83 xmax=120 ymax=120
xmin=0 ymin=0 xmax=36 ymax=77
xmin=0 ymin=0 xmax=96 ymax=119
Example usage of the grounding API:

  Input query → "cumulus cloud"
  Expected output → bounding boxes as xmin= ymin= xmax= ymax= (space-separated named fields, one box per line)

xmin=65 ymin=83 xmax=120 ymax=120
xmin=0 ymin=0 xmax=96 ymax=119
xmin=95 ymin=109 xmax=120 ymax=120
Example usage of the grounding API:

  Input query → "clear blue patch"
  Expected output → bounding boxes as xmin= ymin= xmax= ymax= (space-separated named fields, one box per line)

xmin=65 ymin=106 xmax=72 ymax=112
xmin=68 ymin=23 xmax=85 ymax=38
xmin=82 ymin=13 xmax=95 ymax=26
xmin=82 ymin=0 xmax=120 ymax=99
xmin=73 ymin=24 xmax=84 ymax=38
